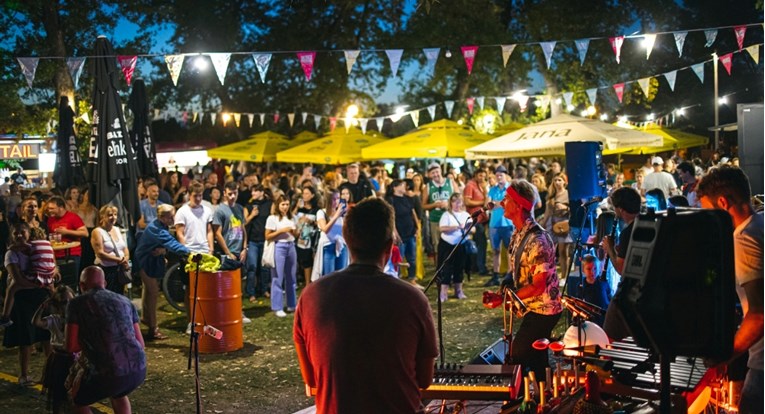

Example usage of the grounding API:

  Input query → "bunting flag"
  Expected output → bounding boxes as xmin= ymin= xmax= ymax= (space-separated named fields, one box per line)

xmin=297 ymin=51 xmax=316 ymax=81
xmin=609 ymin=36 xmax=624 ymax=63
xmin=209 ymin=53 xmax=231 ymax=85
xmin=192 ymin=112 xmax=198 ymax=124
xmin=273 ymin=113 xmax=280 ymax=124
xmin=613 ymin=83 xmax=625 ymax=103
xmin=720 ymin=53 xmax=733 ymax=75
xmin=500 ymin=44 xmax=516 ymax=67
xmin=466 ymin=97 xmax=475 ymax=114
xmin=746 ymin=44 xmax=760 ymax=64
xmin=495 ymin=97 xmax=507 ymax=115
xmin=674 ymin=31 xmax=687 ymax=57
xmin=17 ymin=57 xmax=39 ymax=88
xmin=343 ymin=117 xmax=351 ymax=133
xmin=359 ymin=118 xmax=368 ymax=134
xmin=540 ymin=41 xmax=556 ymax=69
xmin=66 ymin=57 xmax=86 ymax=89
xmin=637 ymin=77 xmax=651 ymax=97
xmin=344 ymin=50 xmax=360 ymax=74
xmin=444 ymin=100 xmax=455 ymax=118
xmin=586 ymin=88 xmax=597 ymax=105
xmin=461 ymin=45 xmax=478 ymax=75
xmin=516 ymin=94 xmax=529 ymax=112
xmin=313 ymin=114 xmax=321 ymax=127
xmin=476 ymin=96 xmax=485 ymax=110
xmin=253 ymin=53 xmax=272 ymax=83
xmin=375 ymin=117 xmax=384 ymax=131
xmin=427 ymin=104 xmax=436 ymax=120
xmin=734 ymin=26 xmax=747 ymax=50
xmin=117 ymin=55 xmax=137 ymax=86
xmin=329 ymin=117 xmax=337 ymax=132
xmin=259 ymin=113 xmax=265 ymax=126
xmin=704 ymin=29 xmax=718 ymax=47
xmin=535 ymin=95 xmax=551 ymax=110
xmin=287 ymin=113 xmax=295 ymax=127
xmin=211 ymin=113 xmax=217 ymax=126
xmin=385 ymin=49 xmax=403 ymax=77
xmin=423 ymin=48 xmax=440 ymax=76
xmin=691 ymin=62 xmax=705 ymax=83
xmin=247 ymin=113 xmax=254 ymax=127
xmin=233 ymin=113 xmax=241 ymax=127
xmin=182 ymin=111 xmax=189 ymax=126
xmin=643 ymin=34 xmax=657 ymax=60
xmin=575 ymin=39 xmax=589 ymax=65
xmin=410 ymin=110 xmax=420 ymax=127
xmin=301 ymin=112 xmax=308 ymax=124
xmin=562 ymin=91 xmax=574 ymax=108
xmin=664 ymin=70 xmax=678 ymax=91
xmin=165 ymin=54 xmax=184 ymax=86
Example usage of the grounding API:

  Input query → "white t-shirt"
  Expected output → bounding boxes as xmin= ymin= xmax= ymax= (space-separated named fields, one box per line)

xmin=265 ymin=215 xmax=296 ymax=243
xmin=175 ymin=203 xmax=213 ymax=253
xmin=733 ymin=212 xmax=764 ymax=370
xmin=641 ymin=171 xmax=677 ymax=199
xmin=439 ymin=210 xmax=472 ymax=245
xmin=93 ymin=227 xmax=127 ymax=267
xmin=317 ymin=209 xmax=344 ymax=244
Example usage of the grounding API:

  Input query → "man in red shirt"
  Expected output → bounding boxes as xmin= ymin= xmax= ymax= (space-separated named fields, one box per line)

xmin=46 ymin=196 xmax=88 ymax=275
xmin=463 ymin=168 xmax=489 ymax=275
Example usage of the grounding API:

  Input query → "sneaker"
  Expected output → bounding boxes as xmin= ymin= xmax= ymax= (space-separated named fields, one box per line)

xmin=274 ymin=310 xmax=287 ymax=318
xmin=286 ymin=307 xmax=295 ymax=313
xmin=482 ymin=277 xmax=500 ymax=287
xmin=248 ymin=296 xmax=257 ymax=303
xmin=185 ymin=322 xmax=192 ymax=335
xmin=242 ymin=314 xmax=252 ymax=324
xmin=0 ymin=317 xmax=13 ymax=329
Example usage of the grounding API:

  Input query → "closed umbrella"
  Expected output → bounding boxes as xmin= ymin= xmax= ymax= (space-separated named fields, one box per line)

xmin=53 ymin=96 xmax=86 ymax=191
xmin=276 ymin=128 xmax=385 ymax=164
xmin=128 ymin=78 xmax=159 ymax=178
xmin=361 ymin=119 xmax=491 ymax=160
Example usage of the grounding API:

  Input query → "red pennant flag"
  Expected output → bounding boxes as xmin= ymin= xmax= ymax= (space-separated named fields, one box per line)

xmin=613 ymin=83 xmax=625 ymax=103
xmin=609 ymin=36 xmax=624 ymax=63
xmin=329 ymin=117 xmax=337 ymax=132
xmin=117 ymin=55 xmax=138 ymax=86
xmin=720 ymin=53 xmax=733 ymax=75
xmin=466 ymin=97 xmax=475 ymax=114
xmin=461 ymin=45 xmax=478 ymax=75
xmin=734 ymin=26 xmax=746 ymax=50
xmin=273 ymin=113 xmax=280 ymax=124
xmin=297 ymin=51 xmax=316 ymax=81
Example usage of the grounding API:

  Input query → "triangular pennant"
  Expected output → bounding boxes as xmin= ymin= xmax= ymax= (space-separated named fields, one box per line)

xmin=233 ymin=113 xmax=241 ymax=128
xmin=495 ymin=97 xmax=507 ymax=115
xmin=313 ymin=115 xmax=321 ymax=127
xmin=198 ymin=112 xmax=204 ymax=124
xmin=673 ymin=31 xmax=687 ymax=57
xmin=427 ymin=105 xmax=436 ymax=121
xmin=613 ymin=83 xmax=625 ymax=103
xmin=720 ymin=53 xmax=733 ymax=76
xmin=359 ymin=118 xmax=368 ymax=134
xmin=476 ymin=96 xmax=485 ymax=110
xmin=586 ymin=88 xmax=598 ymax=105
xmin=734 ymin=26 xmax=747 ymax=50
xmin=329 ymin=117 xmax=337 ymax=132
xmin=301 ymin=112 xmax=308 ymax=124
xmin=466 ymin=97 xmax=475 ymax=114
xmin=704 ymin=29 xmax=718 ymax=47
xmin=273 ymin=113 xmax=280 ymax=125
xmin=385 ymin=49 xmax=403 ymax=77
xmin=536 ymin=95 xmax=551 ymax=110
xmin=461 ymin=45 xmax=478 ymax=75
xmin=259 ymin=113 xmax=265 ymax=126
xmin=562 ymin=91 xmax=574 ymax=108
xmin=609 ymin=36 xmax=624 ymax=63
xmin=208 ymin=53 xmax=231 ymax=85
xmin=664 ymin=70 xmax=678 ymax=91
xmin=182 ymin=111 xmax=189 ymax=126
xmin=575 ymin=39 xmax=589 ymax=65
xmin=344 ymin=50 xmax=360 ymax=74
xmin=344 ymin=118 xmax=351 ymax=133
xmin=192 ymin=112 xmax=198 ymax=124
xmin=287 ymin=113 xmax=295 ymax=127
xmin=252 ymin=53 xmax=272 ymax=83
xmin=66 ymin=57 xmax=86 ymax=89
xmin=422 ymin=48 xmax=440 ymax=76
xmin=516 ymin=95 xmax=529 ymax=112
xmin=211 ymin=113 xmax=217 ymax=126
xmin=247 ymin=113 xmax=254 ymax=127
xmin=375 ymin=117 xmax=384 ymax=131
xmin=539 ymin=41 xmax=556 ymax=69
xmin=500 ymin=44 xmax=516 ymax=67
xmin=410 ymin=110 xmax=420 ymax=127
xmin=637 ymin=77 xmax=651 ymax=97
xmin=117 ymin=55 xmax=137 ymax=86
xmin=444 ymin=100 xmax=455 ymax=118
xmin=17 ymin=57 xmax=39 ymax=88
xmin=164 ymin=54 xmax=185 ymax=86
xmin=297 ymin=51 xmax=316 ymax=81
xmin=691 ymin=63 xmax=705 ymax=83
xmin=746 ymin=44 xmax=760 ymax=64
xmin=643 ymin=34 xmax=657 ymax=60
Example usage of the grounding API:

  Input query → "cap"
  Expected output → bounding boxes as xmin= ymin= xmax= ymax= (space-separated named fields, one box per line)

xmin=651 ymin=156 xmax=663 ymax=165
xmin=427 ymin=162 xmax=441 ymax=172
xmin=495 ymin=165 xmax=508 ymax=175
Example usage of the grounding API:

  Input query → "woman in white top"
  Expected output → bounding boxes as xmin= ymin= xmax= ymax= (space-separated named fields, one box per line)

xmin=313 ymin=188 xmax=350 ymax=279
xmin=265 ymin=195 xmax=298 ymax=318
xmin=91 ymin=205 xmax=130 ymax=294
xmin=437 ymin=193 xmax=473 ymax=302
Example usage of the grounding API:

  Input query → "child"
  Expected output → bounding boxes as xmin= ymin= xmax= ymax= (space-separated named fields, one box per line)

xmin=33 ymin=285 xmax=75 ymax=413
xmin=0 ymin=227 xmax=59 ymax=328
xmin=574 ymin=254 xmax=611 ymax=327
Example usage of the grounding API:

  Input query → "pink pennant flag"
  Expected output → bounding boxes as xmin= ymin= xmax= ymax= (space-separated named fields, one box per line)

xmin=466 ymin=97 xmax=475 ymax=114
xmin=297 ymin=51 xmax=316 ymax=81
xmin=719 ymin=53 xmax=733 ymax=76
xmin=734 ymin=26 xmax=747 ymax=50
xmin=609 ymin=36 xmax=624 ymax=64
xmin=461 ymin=45 xmax=478 ymax=75
xmin=117 ymin=55 xmax=138 ymax=86
xmin=329 ymin=117 xmax=337 ymax=132
xmin=273 ymin=113 xmax=280 ymax=124
xmin=613 ymin=83 xmax=625 ymax=103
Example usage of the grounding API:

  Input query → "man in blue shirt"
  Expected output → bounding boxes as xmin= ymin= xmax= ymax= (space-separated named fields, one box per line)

xmin=484 ymin=165 xmax=514 ymax=287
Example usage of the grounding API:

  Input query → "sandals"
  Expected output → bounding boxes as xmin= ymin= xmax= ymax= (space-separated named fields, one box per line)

xmin=146 ymin=329 xmax=169 ymax=341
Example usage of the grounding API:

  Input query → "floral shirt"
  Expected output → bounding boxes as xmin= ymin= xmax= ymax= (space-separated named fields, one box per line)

xmin=509 ymin=218 xmax=562 ymax=315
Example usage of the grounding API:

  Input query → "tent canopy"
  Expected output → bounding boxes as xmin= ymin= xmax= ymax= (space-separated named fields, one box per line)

xmin=616 ymin=123 xmax=709 ymax=155
xmin=276 ymin=127 xmax=385 ymax=164
xmin=465 ymin=114 xmax=663 ymax=159
xmin=206 ymin=131 xmax=290 ymax=162
xmin=361 ymin=119 xmax=491 ymax=159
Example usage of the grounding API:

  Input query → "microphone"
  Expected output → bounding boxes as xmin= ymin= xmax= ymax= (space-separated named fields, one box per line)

xmin=581 ymin=197 xmax=603 ymax=208
xmin=565 ymin=296 xmax=605 ymax=316
xmin=191 ymin=253 xmax=203 ymax=263
xmin=561 ymin=296 xmax=591 ymax=319
xmin=470 ymin=201 xmax=495 ymax=219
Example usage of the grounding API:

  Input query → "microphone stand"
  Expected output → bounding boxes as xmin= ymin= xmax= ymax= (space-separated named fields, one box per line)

xmin=187 ymin=255 xmax=202 ymax=414
xmin=424 ymin=214 xmax=481 ymax=367
xmin=561 ymin=201 xmax=596 ymax=299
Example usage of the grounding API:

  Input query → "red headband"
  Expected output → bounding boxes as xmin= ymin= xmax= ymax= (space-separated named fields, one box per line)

xmin=506 ymin=186 xmax=533 ymax=212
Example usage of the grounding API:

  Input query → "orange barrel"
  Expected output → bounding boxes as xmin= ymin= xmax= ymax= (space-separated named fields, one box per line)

xmin=188 ymin=269 xmax=244 ymax=353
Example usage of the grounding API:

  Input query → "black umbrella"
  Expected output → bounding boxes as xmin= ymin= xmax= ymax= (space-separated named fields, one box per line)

xmin=86 ymin=36 xmax=140 ymax=224
xmin=53 ymin=96 xmax=86 ymax=191
xmin=128 ymin=78 xmax=159 ymax=179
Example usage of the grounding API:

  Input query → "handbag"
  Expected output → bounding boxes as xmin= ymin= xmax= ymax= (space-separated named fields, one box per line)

xmin=105 ymin=229 xmax=132 ymax=284
xmin=262 ymin=240 xmax=276 ymax=268
xmin=552 ymin=220 xmax=570 ymax=237
xmin=464 ymin=239 xmax=478 ymax=255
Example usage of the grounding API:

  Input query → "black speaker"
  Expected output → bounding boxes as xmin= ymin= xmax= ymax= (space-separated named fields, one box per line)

xmin=564 ymin=141 xmax=606 ymax=201
xmin=471 ymin=337 xmax=508 ymax=365
xmin=613 ymin=208 xmax=736 ymax=359
xmin=737 ymin=104 xmax=763 ymax=195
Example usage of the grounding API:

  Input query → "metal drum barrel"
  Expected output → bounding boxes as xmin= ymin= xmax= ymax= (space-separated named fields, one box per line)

xmin=189 ymin=269 xmax=244 ymax=353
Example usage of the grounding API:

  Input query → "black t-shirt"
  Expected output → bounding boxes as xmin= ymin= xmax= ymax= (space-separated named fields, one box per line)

xmin=246 ymin=199 xmax=272 ymax=243
xmin=341 ymin=179 xmax=374 ymax=203
xmin=389 ymin=195 xmax=416 ymax=239
xmin=616 ymin=221 xmax=633 ymax=259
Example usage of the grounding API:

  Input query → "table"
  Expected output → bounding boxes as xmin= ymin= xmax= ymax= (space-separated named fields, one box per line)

xmin=52 ymin=241 xmax=81 ymax=290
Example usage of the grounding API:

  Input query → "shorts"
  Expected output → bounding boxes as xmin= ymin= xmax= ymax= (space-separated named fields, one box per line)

xmin=296 ymin=246 xmax=314 ymax=268
xmin=73 ymin=368 xmax=146 ymax=406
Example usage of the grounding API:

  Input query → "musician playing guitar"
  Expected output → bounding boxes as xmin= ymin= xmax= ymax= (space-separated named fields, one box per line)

xmin=499 ymin=179 xmax=562 ymax=380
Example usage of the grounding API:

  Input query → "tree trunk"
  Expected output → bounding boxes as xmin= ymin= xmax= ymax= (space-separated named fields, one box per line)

xmin=41 ymin=0 xmax=74 ymax=110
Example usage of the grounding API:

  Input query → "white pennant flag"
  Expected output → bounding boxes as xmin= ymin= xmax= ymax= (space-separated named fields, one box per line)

xmin=313 ymin=115 xmax=321 ymax=127
xmin=691 ymin=63 xmax=705 ymax=83
xmin=575 ymin=39 xmax=589 ymax=65
xmin=359 ymin=118 xmax=368 ymax=134
xmin=500 ymin=44 xmax=516 ymax=67
xmin=385 ymin=49 xmax=404 ymax=77
xmin=17 ymin=57 xmax=39 ymax=88
xmin=444 ymin=100 xmax=455 ymax=118
xmin=427 ymin=105 xmax=436 ymax=120
xmin=422 ymin=48 xmax=440 ymax=76
xmin=233 ymin=113 xmax=241 ymax=127
xmin=301 ymin=112 xmax=308 ymax=124
xmin=344 ymin=118 xmax=351 ymax=133
xmin=192 ymin=112 xmax=198 ymax=123
xmin=154 ymin=109 xmax=161 ymax=120
xmin=664 ymin=70 xmax=678 ymax=91
xmin=562 ymin=92 xmax=574 ymax=108
xmin=210 ymin=113 xmax=217 ymax=126
xmin=536 ymin=95 xmax=551 ymax=110
xmin=246 ymin=113 xmax=254 ymax=127
xmin=586 ymin=88 xmax=598 ymax=105
xmin=165 ymin=54 xmax=185 ymax=86
xmin=375 ymin=117 xmax=384 ymax=131
xmin=258 ymin=113 xmax=265 ymax=126
xmin=208 ymin=53 xmax=231 ymax=85
xmin=516 ymin=95 xmax=530 ymax=112
xmin=495 ymin=97 xmax=507 ymax=115
xmin=66 ymin=57 xmax=86 ymax=89
xmin=643 ymin=34 xmax=657 ymax=60
xmin=637 ymin=77 xmax=651 ymax=97
xmin=252 ymin=53 xmax=272 ymax=83
xmin=540 ymin=41 xmax=556 ymax=69
xmin=344 ymin=50 xmax=360 ymax=74
xmin=476 ymin=96 xmax=485 ymax=110
xmin=287 ymin=113 xmax=295 ymax=127
xmin=410 ymin=110 xmax=420 ymax=127
xmin=674 ymin=31 xmax=688 ymax=57
xmin=704 ymin=29 xmax=718 ymax=47
xmin=746 ymin=44 xmax=760 ymax=64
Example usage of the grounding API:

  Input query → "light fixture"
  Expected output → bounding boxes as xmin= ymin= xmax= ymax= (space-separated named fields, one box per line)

xmin=718 ymin=97 xmax=727 ymax=105
xmin=600 ymin=114 xmax=609 ymax=121
xmin=619 ymin=116 xmax=628 ymax=123
xmin=675 ymin=108 xmax=685 ymax=116
xmin=587 ymin=106 xmax=596 ymax=116
xmin=566 ymin=104 xmax=574 ymax=112
xmin=194 ymin=55 xmax=208 ymax=71
xmin=390 ymin=106 xmax=407 ymax=123
xmin=445 ymin=49 xmax=452 ymax=58
xmin=580 ymin=110 xmax=588 ymax=117
xmin=646 ymin=113 xmax=655 ymax=121
xmin=345 ymin=104 xmax=359 ymax=118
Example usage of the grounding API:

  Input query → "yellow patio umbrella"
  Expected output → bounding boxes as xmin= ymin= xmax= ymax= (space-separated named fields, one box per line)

xmin=276 ymin=127 xmax=385 ymax=164
xmin=206 ymin=131 xmax=290 ymax=162
xmin=290 ymin=130 xmax=319 ymax=146
xmin=616 ymin=123 xmax=709 ymax=155
xmin=361 ymin=119 xmax=491 ymax=160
